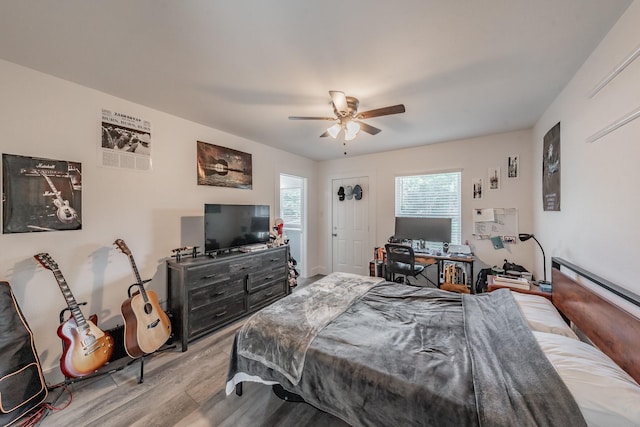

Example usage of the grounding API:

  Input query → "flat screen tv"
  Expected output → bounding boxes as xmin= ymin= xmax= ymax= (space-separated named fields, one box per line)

xmin=204 ymin=204 xmax=270 ymax=253
xmin=394 ymin=217 xmax=452 ymax=243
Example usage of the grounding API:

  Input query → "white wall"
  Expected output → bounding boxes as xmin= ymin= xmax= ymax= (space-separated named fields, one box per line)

xmin=533 ymin=1 xmax=640 ymax=292
xmin=0 ymin=59 xmax=318 ymax=381
xmin=317 ymin=129 xmax=535 ymax=275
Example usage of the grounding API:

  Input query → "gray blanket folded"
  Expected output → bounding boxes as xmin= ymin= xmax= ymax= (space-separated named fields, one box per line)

xmin=229 ymin=276 xmax=587 ymax=426
xmin=237 ymin=272 xmax=383 ymax=384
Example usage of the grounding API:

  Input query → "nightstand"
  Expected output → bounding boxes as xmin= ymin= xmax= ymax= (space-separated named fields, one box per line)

xmin=487 ymin=275 xmax=552 ymax=301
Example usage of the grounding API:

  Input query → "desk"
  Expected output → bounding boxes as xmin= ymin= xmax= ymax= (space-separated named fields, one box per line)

xmin=414 ymin=252 xmax=475 ymax=291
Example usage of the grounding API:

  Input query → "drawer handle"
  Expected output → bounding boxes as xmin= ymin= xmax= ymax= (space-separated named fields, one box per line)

xmin=214 ymin=291 xmax=226 ymax=297
xmin=270 ymin=258 xmax=279 ymax=262
xmin=264 ymin=292 xmax=274 ymax=298
xmin=265 ymin=275 xmax=274 ymax=280
xmin=202 ymin=274 xmax=216 ymax=279
xmin=215 ymin=311 xmax=227 ymax=318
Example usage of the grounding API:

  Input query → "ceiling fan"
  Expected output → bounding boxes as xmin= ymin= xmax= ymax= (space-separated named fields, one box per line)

xmin=288 ymin=91 xmax=405 ymax=141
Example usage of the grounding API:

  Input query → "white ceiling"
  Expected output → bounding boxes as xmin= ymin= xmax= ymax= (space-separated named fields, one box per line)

xmin=0 ymin=1 xmax=632 ymax=161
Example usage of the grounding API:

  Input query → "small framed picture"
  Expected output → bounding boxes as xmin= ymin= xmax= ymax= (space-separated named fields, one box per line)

xmin=472 ymin=178 xmax=483 ymax=199
xmin=488 ymin=167 xmax=501 ymax=191
xmin=507 ymin=155 xmax=519 ymax=179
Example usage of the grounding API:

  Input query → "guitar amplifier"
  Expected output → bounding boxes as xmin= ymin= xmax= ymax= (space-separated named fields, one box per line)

xmin=106 ymin=324 xmax=128 ymax=362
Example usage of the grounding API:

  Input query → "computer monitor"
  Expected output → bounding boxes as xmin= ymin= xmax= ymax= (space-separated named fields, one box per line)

xmin=394 ymin=217 xmax=452 ymax=243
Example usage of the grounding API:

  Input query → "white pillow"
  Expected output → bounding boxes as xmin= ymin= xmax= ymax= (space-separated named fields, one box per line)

xmin=534 ymin=331 xmax=640 ymax=427
xmin=511 ymin=292 xmax=578 ymax=340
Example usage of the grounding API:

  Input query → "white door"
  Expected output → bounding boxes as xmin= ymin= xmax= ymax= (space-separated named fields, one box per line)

xmin=280 ymin=174 xmax=306 ymax=277
xmin=332 ymin=177 xmax=369 ymax=275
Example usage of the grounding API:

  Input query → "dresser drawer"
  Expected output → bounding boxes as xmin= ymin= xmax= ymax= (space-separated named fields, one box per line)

xmin=189 ymin=276 xmax=245 ymax=311
xmin=248 ymin=281 xmax=286 ymax=310
xmin=247 ymin=266 xmax=287 ymax=292
xmin=189 ymin=293 xmax=246 ymax=338
xmin=185 ymin=262 xmax=231 ymax=290
xmin=228 ymin=257 xmax=253 ymax=274
xmin=258 ymin=249 xmax=287 ymax=267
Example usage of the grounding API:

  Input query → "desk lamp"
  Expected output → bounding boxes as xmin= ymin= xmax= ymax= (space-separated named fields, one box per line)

xmin=518 ymin=233 xmax=551 ymax=285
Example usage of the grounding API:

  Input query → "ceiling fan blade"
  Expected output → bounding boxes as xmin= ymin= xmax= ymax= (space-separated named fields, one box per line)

xmin=320 ymin=131 xmax=330 ymax=137
xmin=356 ymin=120 xmax=382 ymax=135
xmin=329 ymin=91 xmax=348 ymax=117
xmin=357 ymin=104 xmax=405 ymax=119
xmin=288 ymin=116 xmax=335 ymax=120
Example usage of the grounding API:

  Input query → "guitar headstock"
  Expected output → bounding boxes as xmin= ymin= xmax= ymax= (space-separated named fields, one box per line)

xmin=34 ymin=253 xmax=58 ymax=271
xmin=114 ymin=239 xmax=132 ymax=256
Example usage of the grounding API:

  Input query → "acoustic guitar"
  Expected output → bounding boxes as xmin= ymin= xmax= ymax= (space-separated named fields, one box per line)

xmin=37 ymin=170 xmax=78 ymax=224
xmin=115 ymin=239 xmax=172 ymax=358
xmin=34 ymin=253 xmax=113 ymax=378
xmin=202 ymin=159 xmax=247 ymax=176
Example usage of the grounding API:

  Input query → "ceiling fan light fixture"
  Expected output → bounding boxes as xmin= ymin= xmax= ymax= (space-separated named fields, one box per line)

xmin=346 ymin=121 xmax=360 ymax=135
xmin=327 ymin=123 xmax=341 ymax=138
xmin=345 ymin=131 xmax=357 ymax=141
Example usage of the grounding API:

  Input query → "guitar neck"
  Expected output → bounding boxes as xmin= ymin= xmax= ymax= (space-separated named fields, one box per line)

xmin=52 ymin=269 xmax=88 ymax=330
xmin=128 ymin=254 xmax=149 ymax=301
xmin=39 ymin=170 xmax=65 ymax=202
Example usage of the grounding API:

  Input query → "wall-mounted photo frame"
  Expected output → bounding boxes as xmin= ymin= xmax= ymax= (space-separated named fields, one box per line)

xmin=488 ymin=167 xmax=501 ymax=191
xmin=196 ymin=141 xmax=252 ymax=189
xmin=2 ymin=154 xmax=82 ymax=233
xmin=543 ymin=122 xmax=561 ymax=211
xmin=472 ymin=178 xmax=483 ymax=199
xmin=507 ymin=155 xmax=519 ymax=179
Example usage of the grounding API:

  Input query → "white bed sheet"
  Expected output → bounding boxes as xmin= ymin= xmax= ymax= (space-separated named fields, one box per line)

xmin=511 ymin=291 xmax=578 ymax=340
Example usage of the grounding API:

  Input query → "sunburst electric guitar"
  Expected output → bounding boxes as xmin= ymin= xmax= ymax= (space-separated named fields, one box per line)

xmin=115 ymin=239 xmax=172 ymax=358
xmin=34 ymin=253 xmax=113 ymax=378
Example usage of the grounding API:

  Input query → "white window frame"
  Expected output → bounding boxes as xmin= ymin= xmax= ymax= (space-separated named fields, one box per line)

xmin=395 ymin=170 xmax=462 ymax=244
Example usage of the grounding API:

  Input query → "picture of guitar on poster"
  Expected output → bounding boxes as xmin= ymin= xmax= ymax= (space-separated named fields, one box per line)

xmin=3 ymin=154 xmax=82 ymax=233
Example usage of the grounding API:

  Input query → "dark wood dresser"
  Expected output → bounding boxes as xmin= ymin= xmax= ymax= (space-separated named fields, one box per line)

xmin=167 ymin=246 xmax=289 ymax=351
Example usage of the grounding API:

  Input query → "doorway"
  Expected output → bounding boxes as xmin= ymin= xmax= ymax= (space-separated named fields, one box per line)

xmin=332 ymin=176 xmax=370 ymax=275
xmin=279 ymin=174 xmax=306 ymax=277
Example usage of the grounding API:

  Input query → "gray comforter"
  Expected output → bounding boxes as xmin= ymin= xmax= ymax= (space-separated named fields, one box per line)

xmin=227 ymin=274 xmax=586 ymax=427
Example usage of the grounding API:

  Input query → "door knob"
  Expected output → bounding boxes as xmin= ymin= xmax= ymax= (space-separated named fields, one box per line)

xmin=332 ymin=233 xmax=337 ymax=237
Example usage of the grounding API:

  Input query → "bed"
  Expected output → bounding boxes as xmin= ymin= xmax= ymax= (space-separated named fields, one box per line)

xmin=226 ymin=259 xmax=640 ymax=426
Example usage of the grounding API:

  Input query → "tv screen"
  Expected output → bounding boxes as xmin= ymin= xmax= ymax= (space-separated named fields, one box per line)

xmin=204 ymin=204 xmax=270 ymax=253
xmin=394 ymin=217 xmax=452 ymax=243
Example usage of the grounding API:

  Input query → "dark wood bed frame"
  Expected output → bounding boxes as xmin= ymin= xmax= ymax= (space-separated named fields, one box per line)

xmin=552 ymin=257 xmax=640 ymax=384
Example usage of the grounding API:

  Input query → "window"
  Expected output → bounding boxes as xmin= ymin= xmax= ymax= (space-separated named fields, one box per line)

xmin=395 ymin=171 xmax=462 ymax=244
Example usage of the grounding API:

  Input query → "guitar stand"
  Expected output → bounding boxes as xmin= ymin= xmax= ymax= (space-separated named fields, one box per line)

xmin=127 ymin=279 xmax=152 ymax=298
xmin=56 ymin=304 xmax=145 ymax=386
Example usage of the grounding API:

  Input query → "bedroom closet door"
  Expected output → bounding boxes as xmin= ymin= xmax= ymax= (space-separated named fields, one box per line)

xmin=332 ymin=177 xmax=369 ymax=275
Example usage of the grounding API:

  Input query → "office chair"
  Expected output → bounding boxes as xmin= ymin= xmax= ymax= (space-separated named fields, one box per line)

xmin=385 ymin=243 xmax=427 ymax=286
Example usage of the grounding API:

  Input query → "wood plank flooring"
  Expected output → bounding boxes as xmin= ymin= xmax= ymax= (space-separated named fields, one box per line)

xmin=38 ymin=276 xmax=349 ymax=427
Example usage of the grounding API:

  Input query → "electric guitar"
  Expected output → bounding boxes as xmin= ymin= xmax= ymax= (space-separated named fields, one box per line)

xmin=34 ymin=253 xmax=113 ymax=378
xmin=115 ymin=239 xmax=172 ymax=358
xmin=38 ymin=170 xmax=78 ymax=224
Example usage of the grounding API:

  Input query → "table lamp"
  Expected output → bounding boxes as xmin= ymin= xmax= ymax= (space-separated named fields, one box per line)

xmin=518 ymin=233 xmax=551 ymax=286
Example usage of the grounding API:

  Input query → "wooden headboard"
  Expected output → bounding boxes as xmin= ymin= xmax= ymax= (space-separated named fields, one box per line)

xmin=552 ymin=257 xmax=640 ymax=383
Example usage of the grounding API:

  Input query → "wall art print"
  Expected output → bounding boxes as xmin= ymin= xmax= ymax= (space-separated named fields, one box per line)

xmin=101 ymin=108 xmax=152 ymax=171
xmin=472 ymin=177 xmax=483 ymax=200
xmin=196 ymin=141 xmax=252 ymax=189
xmin=2 ymin=154 xmax=82 ymax=233
xmin=507 ymin=154 xmax=519 ymax=179
xmin=543 ymin=122 xmax=561 ymax=211
xmin=488 ymin=167 xmax=501 ymax=191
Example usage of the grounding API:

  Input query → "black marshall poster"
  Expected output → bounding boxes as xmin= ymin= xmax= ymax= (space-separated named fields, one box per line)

xmin=2 ymin=154 xmax=82 ymax=233
xmin=542 ymin=122 xmax=561 ymax=211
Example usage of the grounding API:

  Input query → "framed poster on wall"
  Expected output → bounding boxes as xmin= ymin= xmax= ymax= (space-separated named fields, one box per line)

xmin=2 ymin=154 xmax=82 ymax=233
xmin=543 ymin=122 xmax=561 ymax=211
xmin=196 ymin=141 xmax=252 ymax=189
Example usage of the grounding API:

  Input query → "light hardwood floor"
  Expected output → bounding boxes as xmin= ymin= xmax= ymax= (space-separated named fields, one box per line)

xmin=39 ymin=276 xmax=349 ymax=427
